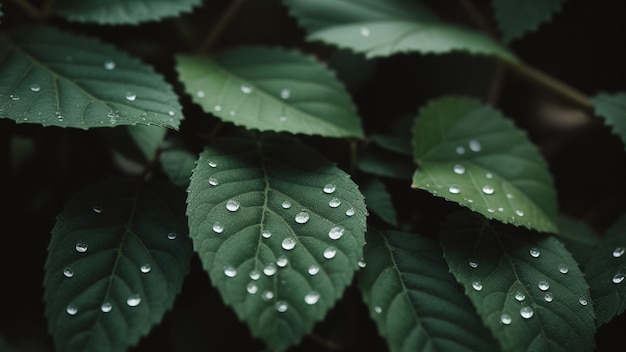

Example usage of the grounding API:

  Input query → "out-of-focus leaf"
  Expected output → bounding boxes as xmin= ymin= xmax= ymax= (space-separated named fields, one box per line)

xmin=362 ymin=179 xmax=397 ymax=227
xmin=493 ymin=0 xmax=566 ymax=43
xmin=591 ymin=92 xmax=626 ymax=150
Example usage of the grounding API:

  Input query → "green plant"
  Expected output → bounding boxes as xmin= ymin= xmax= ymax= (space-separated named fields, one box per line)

xmin=2 ymin=0 xmax=626 ymax=351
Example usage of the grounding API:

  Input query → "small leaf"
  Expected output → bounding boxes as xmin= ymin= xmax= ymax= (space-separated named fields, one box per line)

xmin=585 ymin=214 xmax=626 ymax=326
xmin=412 ymin=96 xmax=558 ymax=233
xmin=0 ymin=24 xmax=182 ymax=129
xmin=127 ymin=125 xmax=167 ymax=160
xmin=371 ymin=134 xmax=412 ymax=157
xmin=176 ymin=47 xmax=364 ymax=138
xmin=44 ymin=179 xmax=192 ymax=352
xmin=362 ymin=179 xmax=397 ymax=227
xmin=186 ymin=134 xmax=367 ymax=351
xmin=556 ymin=217 xmax=598 ymax=267
xmin=358 ymin=228 xmax=499 ymax=352
xmin=493 ymin=0 xmax=566 ymax=43
xmin=357 ymin=146 xmax=413 ymax=181
xmin=440 ymin=212 xmax=596 ymax=352
xmin=54 ymin=0 xmax=203 ymax=25
xmin=284 ymin=0 xmax=517 ymax=62
xmin=591 ymin=92 xmax=626 ymax=150
xmin=160 ymin=149 xmax=197 ymax=190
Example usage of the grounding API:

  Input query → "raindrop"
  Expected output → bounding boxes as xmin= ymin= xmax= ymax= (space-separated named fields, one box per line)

xmin=500 ymin=314 xmax=512 ymax=325
xmin=212 ymin=222 xmax=224 ymax=233
xmin=304 ymin=291 xmax=320 ymax=305
xmin=226 ymin=199 xmax=240 ymax=212
xmin=140 ymin=264 xmax=151 ymax=274
xmin=9 ymin=94 xmax=20 ymax=101
xmin=482 ymin=185 xmax=495 ymax=195
xmin=104 ymin=60 xmax=116 ymax=70
xmin=229 ymin=110 xmax=236 ymax=116
xmin=498 ymin=207 xmax=504 ymax=212
xmin=262 ymin=230 xmax=272 ymax=239
xmin=468 ymin=259 xmax=478 ymax=269
xmin=323 ymin=184 xmax=336 ymax=194
xmin=487 ymin=208 xmax=495 ymax=213
xmin=168 ymin=111 xmax=175 ymax=117
xmin=240 ymin=84 xmax=253 ymax=94
xmin=360 ymin=26 xmax=370 ymax=37
xmin=448 ymin=185 xmax=461 ymax=194
xmin=308 ymin=264 xmax=320 ymax=275
xmin=75 ymin=242 xmax=88 ymax=253
xmin=544 ymin=292 xmax=554 ymax=303
xmin=208 ymin=160 xmax=217 ymax=168
xmin=520 ymin=306 xmax=534 ymax=319
xmin=224 ymin=266 xmax=237 ymax=278
xmin=263 ymin=264 xmax=277 ymax=276
xmin=63 ymin=267 xmax=74 ymax=278
xmin=515 ymin=209 xmax=524 ymax=217
xmin=56 ymin=112 xmax=65 ymax=121
xmin=276 ymin=301 xmax=288 ymax=313
xmin=247 ymin=282 xmax=258 ymax=294
xmin=538 ymin=281 xmax=550 ymax=291
xmin=468 ymin=139 xmax=482 ymax=152
xmin=208 ymin=177 xmax=218 ymax=186
xmin=281 ymin=200 xmax=292 ymax=209
xmin=613 ymin=247 xmax=625 ymax=258
xmin=328 ymin=198 xmax=341 ymax=208
xmin=30 ymin=83 xmax=41 ymax=92
xmin=249 ymin=270 xmax=261 ymax=280
xmin=453 ymin=164 xmax=465 ymax=175
xmin=127 ymin=294 xmax=141 ymax=307
xmin=328 ymin=226 xmax=345 ymax=240
xmin=472 ymin=280 xmax=483 ymax=291
xmin=295 ymin=211 xmax=310 ymax=224
xmin=578 ymin=296 xmax=588 ymax=306
xmin=514 ymin=291 xmax=525 ymax=302
xmin=167 ymin=232 xmax=177 ymax=240
xmin=92 ymin=205 xmax=103 ymax=214
xmin=558 ymin=264 xmax=569 ymax=274
xmin=358 ymin=259 xmax=367 ymax=268
xmin=346 ymin=208 xmax=356 ymax=216
xmin=125 ymin=92 xmax=136 ymax=101
xmin=196 ymin=91 xmax=205 ymax=98
xmin=485 ymin=172 xmax=493 ymax=179
xmin=456 ymin=146 xmax=466 ymax=155
xmin=613 ymin=272 xmax=624 ymax=284
xmin=276 ymin=255 xmax=289 ymax=267
xmin=66 ymin=304 xmax=78 ymax=315
xmin=101 ymin=302 xmax=113 ymax=313
xmin=280 ymin=88 xmax=290 ymax=99
xmin=279 ymin=116 xmax=287 ymax=122
xmin=262 ymin=291 xmax=274 ymax=301
xmin=214 ymin=105 xmax=222 ymax=112
xmin=323 ymin=247 xmax=337 ymax=259
xmin=506 ymin=193 xmax=514 ymax=199
xmin=282 ymin=237 xmax=296 ymax=250
xmin=529 ymin=248 xmax=540 ymax=258
xmin=374 ymin=306 xmax=382 ymax=314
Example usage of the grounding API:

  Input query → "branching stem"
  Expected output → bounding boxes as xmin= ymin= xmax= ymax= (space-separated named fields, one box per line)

xmin=198 ymin=0 xmax=247 ymax=53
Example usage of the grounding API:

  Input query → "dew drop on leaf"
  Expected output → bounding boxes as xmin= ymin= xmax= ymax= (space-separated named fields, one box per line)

xmin=544 ymin=292 xmax=554 ymax=302
xmin=281 ymin=200 xmax=292 ymax=209
xmin=558 ymin=264 xmax=569 ymax=274
xmin=529 ymin=248 xmax=541 ymax=258
xmin=448 ymin=185 xmax=461 ymax=194
xmin=514 ymin=291 xmax=525 ymax=302
xmin=579 ymin=296 xmax=588 ymax=306
xmin=613 ymin=272 xmax=625 ymax=284
xmin=308 ymin=264 xmax=320 ymax=275
xmin=472 ymin=280 xmax=483 ymax=291
xmin=127 ymin=294 xmax=141 ymax=307
xmin=468 ymin=259 xmax=478 ymax=269
xmin=66 ymin=304 xmax=78 ymax=315
xmin=196 ymin=91 xmax=205 ymax=98
xmin=323 ymin=247 xmax=337 ymax=259
xmin=261 ymin=230 xmax=271 ymax=239
xmin=276 ymin=301 xmax=288 ymax=312
xmin=214 ymin=105 xmax=222 ymax=112
xmin=358 ymin=259 xmax=366 ymax=268
xmin=208 ymin=177 xmax=218 ymax=186
xmin=456 ymin=146 xmax=465 ymax=155
xmin=374 ymin=306 xmax=382 ymax=314
xmin=240 ymin=84 xmax=253 ymax=94
xmin=481 ymin=185 xmax=495 ymax=195
xmin=515 ymin=209 xmax=524 ymax=216
xmin=328 ymin=226 xmax=345 ymax=240
xmin=101 ymin=302 xmax=113 ymax=313
xmin=485 ymin=172 xmax=493 ymax=179
xmin=538 ymin=281 xmax=550 ymax=291
xmin=276 ymin=255 xmax=289 ymax=267
xmin=212 ymin=222 xmax=224 ymax=233
xmin=263 ymin=264 xmax=277 ymax=276
xmin=468 ymin=139 xmax=481 ymax=152
xmin=359 ymin=26 xmax=370 ymax=37
xmin=125 ymin=92 xmax=136 ymax=101
xmin=226 ymin=199 xmax=240 ymax=212
xmin=9 ymin=94 xmax=20 ymax=101
xmin=487 ymin=208 xmax=495 ymax=213
xmin=75 ymin=242 xmax=88 ymax=253
xmin=295 ymin=211 xmax=310 ymax=224
xmin=249 ymin=269 xmax=261 ymax=281
xmin=346 ymin=208 xmax=356 ymax=216
xmin=140 ymin=264 xmax=151 ymax=273
xmin=280 ymin=88 xmax=290 ymax=99
xmin=328 ymin=198 xmax=341 ymax=208
xmin=304 ymin=291 xmax=320 ymax=305
xmin=247 ymin=282 xmax=258 ymax=294
xmin=224 ymin=266 xmax=237 ymax=278
xmin=30 ymin=83 xmax=41 ymax=92
xmin=282 ymin=237 xmax=296 ymax=250
xmin=520 ymin=306 xmax=534 ymax=319
xmin=63 ymin=267 xmax=74 ymax=278
xmin=103 ymin=59 xmax=115 ymax=70
xmin=208 ymin=160 xmax=217 ymax=168
xmin=262 ymin=290 xmax=274 ymax=301
xmin=613 ymin=247 xmax=625 ymax=258
xmin=167 ymin=232 xmax=177 ymax=240
xmin=453 ymin=164 xmax=465 ymax=175
xmin=323 ymin=184 xmax=336 ymax=194
xmin=92 ymin=205 xmax=103 ymax=214
xmin=500 ymin=314 xmax=512 ymax=325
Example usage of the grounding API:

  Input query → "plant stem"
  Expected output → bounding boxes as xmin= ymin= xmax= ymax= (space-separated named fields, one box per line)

xmin=11 ymin=0 xmax=41 ymax=18
xmin=458 ymin=0 xmax=498 ymax=38
xmin=198 ymin=0 xmax=246 ymax=53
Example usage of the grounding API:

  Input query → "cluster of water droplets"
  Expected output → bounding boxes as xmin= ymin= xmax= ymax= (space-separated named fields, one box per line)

xmin=611 ymin=246 xmax=625 ymax=284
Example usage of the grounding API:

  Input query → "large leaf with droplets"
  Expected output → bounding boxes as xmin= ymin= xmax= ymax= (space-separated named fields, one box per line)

xmin=412 ymin=96 xmax=558 ymax=233
xmin=284 ymin=0 xmax=517 ymax=62
xmin=584 ymin=215 xmax=626 ymax=327
xmin=358 ymin=228 xmax=499 ymax=352
xmin=440 ymin=212 xmax=596 ymax=352
xmin=186 ymin=134 xmax=367 ymax=351
xmin=44 ymin=179 xmax=192 ymax=352
xmin=591 ymin=92 xmax=626 ymax=150
xmin=54 ymin=0 xmax=203 ymax=25
xmin=493 ymin=0 xmax=566 ymax=43
xmin=0 ymin=25 xmax=182 ymax=129
xmin=176 ymin=47 xmax=364 ymax=138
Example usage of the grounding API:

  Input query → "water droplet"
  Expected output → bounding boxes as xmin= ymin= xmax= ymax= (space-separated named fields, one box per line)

xmin=63 ymin=267 xmax=74 ymax=278
xmin=613 ymin=247 xmax=625 ymax=258
xmin=485 ymin=172 xmax=493 ymax=179
xmin=500 ymin=314 xmax=512 ymax=325
xmin=538 ymin=281 xmax=550 ymax=291
xmin=544 ymin=292 xmax=554 ymax=302
xmin=529 ymin=248 xmax=540 ymax=258
xmin=229 ymin=110 xmax=236 ymax=116
xmin=66 ymin=304 xmax=78 ymax=315
xmin=498 ymin=207 xmax=504 ymax=212
xmin=520 ymin=306 xmax=534 ymax=319
xmin=214 ymin=105 xmax=222 ymax=112
xmin=75 ymin=242 xmax=88 ymax=253
xmin=482 ymin=185 xmax=495 ymax=195
xmin=249 ymin=269 xmax=261 ymax=280
xmin=276 ymin=301 xmax=288 ymax=312
xmin=453 ymin=164 xmax=465 ymax=175
xmin=92 ymin=205 xmax=103 ymax=214
xmin=212 ymin=222 xmax=224 ymax=233
xmin=168 ymin=111 xmax=175 ymax=117
xmin=304 ymin=291 xmax=320 ymax=305
xmin=127 ymin=294 xmax=141 ymax=307
xmin=140 ymin=264 xmax=151 ymax=273
xmin=263 ymin=264 xmax=277 ymax=276
xmin=374 ymin=306 xmax=382 ymax=314
xmin=506 ymin=193 xmax=514 ymax=199
xmin=55 ymin=112 xmax=65 ymax=121
xmin=579 ymin=296 xmax=588 ymax=306
xmin=281 ymin=200 xmax=292 ymax=209
xmin=468 ymin=260 xmax=478 ymax=269
xmin=308 ymin=264 xmax=320 ymax=275
xmin=515 ymin=209 xmax=524 ymax=216
xmin=282 ymin=237 xmax=296 ymax=250
xmin=613 ymin=272 xmax=624 ymax=284
xmin=328 ymin=198 xmax=341 ymax=208
xmin=278 ymin=116 xmax=287 ymax=122
xmin=247 ymin=282 xmax=258 ymax=294
xmin=224 ymin=266 xmax=237 ymax=278
xmin=323 ymin=247 xmax=337 ymax=259
xmin=514 ymin=291 xmax=525 ymax=302
xmin=125 ymin=92 xmax=136 ymax=101
xmin=280 ymin=88 xmax=290 ymax=99
xmin=104 ymin=60 xmax=116 ymax=70
xmin=469 ymin=139 xmax=481 ymax=152
xmin=346 ymin=208 xmax=356 ymax=216
xmin=262 ymin=290 xmax=274 ymax=300
xmin=208 ymin=160 xmax=217 ymax=168
xmin=276 ymin=255 xmax=289 ymax=267
xmin=261 ymin=230 xmax=271 ymax=239
xmin=101 ymin=302 xmax=112 ymax=313
xmin=360 ymin=26 xmax=370 ymax=37
xmin=323 ymin=184 xmax=336 ymax=194
xmin=30 ymin=83 xmax=41 ymax=92
xmin=328 ymin=226 xmax=345 ymax=240
xmin=472 ymin=280 xmax=483 ymax=291
xmin=358 ymin=259 xmax=366 ymax=268
xmin=487 ymin=208 xmax=495 ymax=213
xmin=448 ymin=185 xmax=461 ymax=194
xmin=208 ymin=177 xmax=218 ymax=186
xmin=240 ymin=84 xmax=252 ymax=94
xmin=558 ymin=264 xmax=569 ymax=274
xmin=456 ymin=146 xmax=465 ymax=155
xmin=167 ymin=232 xmax=177 ymax=240
xmin=196 ymin=90 xmax=205 ymax=98
xmin=226 ymin=199 xmax=240 ymax=212
xmin=295 ymin=211 xmax=310 ymax=224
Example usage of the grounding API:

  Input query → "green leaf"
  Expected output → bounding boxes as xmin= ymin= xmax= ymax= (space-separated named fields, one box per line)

xmin=44 ymin=179 xmax=192 ymax=352
xmin=412 ymin=96 xmax=558 ymax=233
xmin=186 ymin=134 xmax=367 ymax=351
xmin=54 ymin=0 xmax=203 ymax=25
xmin=358 ymin=228 xmax=499 ymax=352
xmin=591 ymin=92 xmax=626 ymax=150
xmin=493 ymin=0 xmax=566 ymax=43
xmin=357 ymin=146 xmax=414 ymax=181
xmin=284 ymin=0 xmax=517 ymax=62
xmin=0 ymin=24 xmax=182 ymax=129
xmin=371 ymin=134 xmax=412 ymax=157
xmin=176 ymin=47 xmax=364 ymax=138
xmin=440 ymin=212 xmax=596 ymax=352
xmin=585 ymin=214 xmax=626 ymax=326
xmin=362 ymin=179 xmax=397 ymax=227
xmin=160 ymin=148 xmax=197 ymax=189
xmin=556 ymin=217 xmax=598 ymax=267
